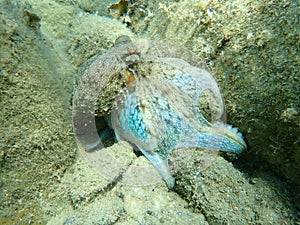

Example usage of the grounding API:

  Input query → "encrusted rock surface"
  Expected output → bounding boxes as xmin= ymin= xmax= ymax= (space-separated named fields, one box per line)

xmin=0 ymin=0 xmax=299 ymax=224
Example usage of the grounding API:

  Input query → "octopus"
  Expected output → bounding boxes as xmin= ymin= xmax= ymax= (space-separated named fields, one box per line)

xmin=72 ymin=36 xmax=246 ymax=189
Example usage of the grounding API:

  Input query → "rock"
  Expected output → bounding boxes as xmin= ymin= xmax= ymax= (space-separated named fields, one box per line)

xmin=175 ymin=154 xmax=298 ymax=224
xmin=1 ymin=0 xmax=299 ymax=224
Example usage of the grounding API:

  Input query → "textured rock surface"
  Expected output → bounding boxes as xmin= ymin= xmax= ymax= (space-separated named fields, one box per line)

xmin=0 ymin=1 xmax=76 ymax=223
xmin=0 ymin=0 xmax=299 ymax=224
xmin=175 ymin=154 xmax=298 ymax=224
xmin=44 ymin=152 xmax=207 ymax=225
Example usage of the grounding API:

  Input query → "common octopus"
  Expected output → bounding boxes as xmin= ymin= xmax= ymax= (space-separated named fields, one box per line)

xmin=72 ymin=36 xmax=246 ymax=188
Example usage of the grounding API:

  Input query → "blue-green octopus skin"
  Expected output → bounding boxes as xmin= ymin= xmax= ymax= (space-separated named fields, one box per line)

xmin=75 ymin=37 xmax=247 ymax=189
xmin=111 ymin=57 xmax=246 ymax=189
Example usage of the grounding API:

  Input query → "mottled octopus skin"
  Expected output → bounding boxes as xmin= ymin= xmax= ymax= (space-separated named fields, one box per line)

xmin=74 ymin=37 xmax=247 ymax=189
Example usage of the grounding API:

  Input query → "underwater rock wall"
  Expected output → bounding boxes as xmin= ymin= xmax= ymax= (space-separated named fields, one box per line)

xmin=0 ymin=0 xmax=299 ymax=223
xmin=0 ymin=1 xmax=77 ymax=222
